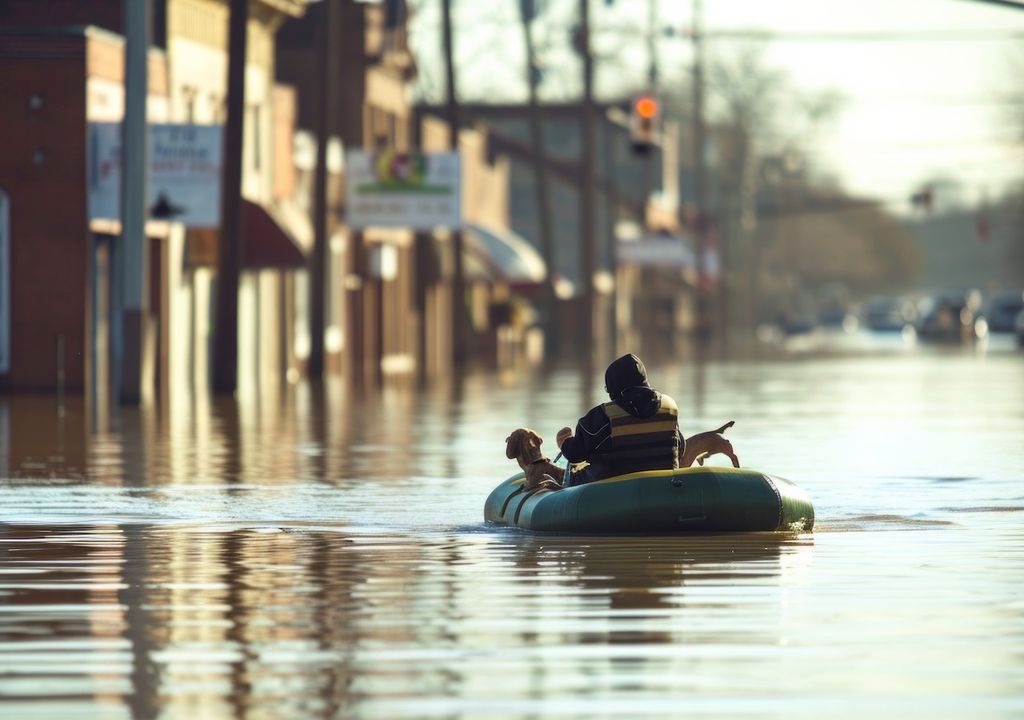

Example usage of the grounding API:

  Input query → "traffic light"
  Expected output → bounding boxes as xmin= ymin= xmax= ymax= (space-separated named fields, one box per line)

xmin=630 ymin=94 xmax=659 ymax=154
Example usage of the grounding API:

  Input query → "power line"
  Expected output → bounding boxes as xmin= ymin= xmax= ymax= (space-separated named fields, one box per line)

xmin=455 ymin=16 xmax=1024 ymax=41
xmin=691 ymin=28 xmax=1024 ymax=42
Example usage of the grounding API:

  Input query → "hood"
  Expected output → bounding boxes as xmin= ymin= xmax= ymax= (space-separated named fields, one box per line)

xmin=605 ymin=354 xmax=660 ymax=418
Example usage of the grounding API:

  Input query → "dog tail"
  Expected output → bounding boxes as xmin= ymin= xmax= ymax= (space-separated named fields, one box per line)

xmin=714 ymin=420 xmax=735 ymax=434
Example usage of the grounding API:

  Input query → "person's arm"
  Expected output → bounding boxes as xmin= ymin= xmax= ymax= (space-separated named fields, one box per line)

xmin=556 ymin=405 xmax=610 ymax=463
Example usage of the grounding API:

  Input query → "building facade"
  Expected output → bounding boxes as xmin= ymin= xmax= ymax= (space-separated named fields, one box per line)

xmin=0 ymin=0 xmax=307 ymax=400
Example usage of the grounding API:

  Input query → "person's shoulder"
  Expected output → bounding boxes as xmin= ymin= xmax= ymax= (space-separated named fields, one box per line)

xmin=579 ymin=403 xmax=611 ymax=429
xmin=656 ymin=391 xmax=679 ymax=413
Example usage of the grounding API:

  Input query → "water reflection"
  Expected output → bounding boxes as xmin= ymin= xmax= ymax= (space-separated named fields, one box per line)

xmin=0 ymin=523 xmax=809 ymax=718
xmin=2 ymin=349 xmax=1023 ymax=718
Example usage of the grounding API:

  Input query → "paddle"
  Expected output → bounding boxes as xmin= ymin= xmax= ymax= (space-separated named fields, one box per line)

xmin=553 ymin=450 xmax=572 ymax=487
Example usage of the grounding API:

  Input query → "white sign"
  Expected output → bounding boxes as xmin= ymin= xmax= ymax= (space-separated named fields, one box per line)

xmin=88 ymin=123 xmax=223 ymax=228
xmin=345 ymin=150 xmax=460 ymax=230
xmin=617 ymin=235 xmax=695 ymax=268
xmin=0 ymin=191 xmax=9 ymax=374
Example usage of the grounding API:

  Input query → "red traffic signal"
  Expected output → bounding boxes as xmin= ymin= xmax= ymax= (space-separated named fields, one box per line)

xmin=630 ymin=95 xmax=659 ymax=153
xmin=635 ymin=96 xmax=658 ymax=120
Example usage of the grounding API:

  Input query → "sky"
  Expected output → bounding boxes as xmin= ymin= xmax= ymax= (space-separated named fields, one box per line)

xmin=410 ymin=0 xmax=1024 ymax=210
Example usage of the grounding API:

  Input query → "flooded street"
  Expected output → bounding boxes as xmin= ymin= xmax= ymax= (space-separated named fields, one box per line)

xmin=2 ymin=343 xmax=1023 ymax=719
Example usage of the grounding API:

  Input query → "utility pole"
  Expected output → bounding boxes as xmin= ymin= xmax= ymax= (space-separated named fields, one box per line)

xmin=579 ymin=0 xmax=598 ymax=354
xmin=339 ymin=0 xmax=366 ymax=386
xmin=213 ymin=0 xmax=248 ymax=394
xmin=691 ymin=0 xmax=710 ymax=342
xmin=441 ymin=0 xmax=466 ymax=365
xmin=646 ymin=0 xmax=658 ymax=201
xmin=647 ymin=0 xmax=658 ymax=89
xmin=119 ymin=0 xmax=149 ymax=404
xmin=308 ymin=0 xmax=335 ymax=380
xmin=518 ymin=0 xmax=558 ymax=355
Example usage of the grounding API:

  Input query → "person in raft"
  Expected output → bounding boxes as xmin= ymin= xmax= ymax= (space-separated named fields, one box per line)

xmin=555 ymin=353 xmax=739 ymax=486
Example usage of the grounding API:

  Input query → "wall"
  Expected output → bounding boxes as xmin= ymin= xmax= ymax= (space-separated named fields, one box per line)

xmin=0 ymin=33 xmax=90 ymax=391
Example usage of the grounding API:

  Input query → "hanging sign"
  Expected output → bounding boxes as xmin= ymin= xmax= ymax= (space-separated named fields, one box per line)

xmin=616 ymin=234 xmax=696 ymax=269
xmin=345 ymin=150 xmax=461 ymax=230
xmin=88 ymin=123 xmax=223 ymax=228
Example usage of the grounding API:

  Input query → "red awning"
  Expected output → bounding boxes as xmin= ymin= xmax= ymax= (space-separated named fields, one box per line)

xmin=242 ymin=200 xmax=307 ymax=269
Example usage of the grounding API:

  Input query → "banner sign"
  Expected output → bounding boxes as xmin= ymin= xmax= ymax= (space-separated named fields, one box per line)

xmin=617 ymin=235 xmax=696 ymax=268
xmin=344 ymin=150 xmax=460 ymax=230
xmin=88 ymin=123 xmax=223 ymax=228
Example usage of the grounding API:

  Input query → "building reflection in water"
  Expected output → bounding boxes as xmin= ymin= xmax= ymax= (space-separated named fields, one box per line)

xmin=0 ymin=363 xmax=818 ymax=716
xmin=0 ymin=501 xmax=811 ymax=715
xmin=0 ymin=357 xmax=629 ymax=489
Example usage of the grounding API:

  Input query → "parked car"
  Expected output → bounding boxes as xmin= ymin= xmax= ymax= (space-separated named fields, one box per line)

xmin=975 ymin=291 xmax=1024 ymax=336
xmin=863 ymin=296 xmax=917 ymax=332
xmin=915 ymin=290 xmax=982 ymax=342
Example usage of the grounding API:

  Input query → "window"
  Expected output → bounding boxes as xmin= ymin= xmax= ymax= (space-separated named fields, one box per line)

xmin=251 ymin=105 xmax=262 ymax=171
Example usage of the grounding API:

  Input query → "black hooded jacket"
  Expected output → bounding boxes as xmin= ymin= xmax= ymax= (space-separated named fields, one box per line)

xmin=560 ymin=354 xmax=684 ymax=481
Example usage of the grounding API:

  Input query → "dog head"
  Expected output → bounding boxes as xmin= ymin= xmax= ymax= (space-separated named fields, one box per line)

xmin=505 ymin=427 xmax=544 ymax=463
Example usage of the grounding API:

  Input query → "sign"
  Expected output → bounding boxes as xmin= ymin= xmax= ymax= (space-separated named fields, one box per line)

xmin=345 ymin=150 xmax=460 ymax=230
xmin=617 ymin=234 xmax=695 ymax=269
xmin=0 ymin=191 xmax=8 ymax=374
xmin=88 ymin=123 xmax=223 ymax=228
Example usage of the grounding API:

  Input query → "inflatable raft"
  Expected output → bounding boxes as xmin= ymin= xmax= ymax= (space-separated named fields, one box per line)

xmin=485 ymin=466 xmax=814 ymax=533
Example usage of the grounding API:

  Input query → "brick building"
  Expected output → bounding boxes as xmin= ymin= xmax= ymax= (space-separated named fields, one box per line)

xmin=0 ymin=25 xmax=169 ymax=393
xmin=0 ymin=0 xmax=307 ymax=398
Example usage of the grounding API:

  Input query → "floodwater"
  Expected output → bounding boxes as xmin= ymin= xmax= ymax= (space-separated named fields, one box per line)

xmin=1 ymin=338 xmax=1023 ymax=719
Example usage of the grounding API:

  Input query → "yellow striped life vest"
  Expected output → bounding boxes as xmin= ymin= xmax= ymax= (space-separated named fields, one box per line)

xmin=590 ymin=393 xmax=680 ymax=477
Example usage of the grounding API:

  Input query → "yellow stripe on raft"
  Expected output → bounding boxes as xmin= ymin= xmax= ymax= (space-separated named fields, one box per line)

xmin=509 ymin=465 xmax=751 ymax=488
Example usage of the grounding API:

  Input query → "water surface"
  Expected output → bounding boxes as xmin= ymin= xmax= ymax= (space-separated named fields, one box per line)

xmin=2 ymin=345 xmax=1023 ymax=718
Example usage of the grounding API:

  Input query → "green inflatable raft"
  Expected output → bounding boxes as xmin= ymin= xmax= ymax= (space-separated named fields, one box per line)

xmin=484 ymin=466 xmax=814 ymax=533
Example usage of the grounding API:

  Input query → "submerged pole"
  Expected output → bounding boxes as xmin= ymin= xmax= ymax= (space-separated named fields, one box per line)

xmin=519 ymin=0 xmax=559 ymax=355
xmin=119 ymin=0 xmax=149 ymax=404
xmin=441 ymin=0 xmax=466 ymax=366
xmin=213 ymin=0 xmax=248 ymax=394
xmin=579 ymin=0 xmax=597 ymax=354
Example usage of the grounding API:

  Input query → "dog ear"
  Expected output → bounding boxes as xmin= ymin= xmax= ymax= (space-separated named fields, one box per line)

xmin=505 ymin=430 xmax=522 ymax=459
xmin=525 ymin=429 xmax=542 ymax=451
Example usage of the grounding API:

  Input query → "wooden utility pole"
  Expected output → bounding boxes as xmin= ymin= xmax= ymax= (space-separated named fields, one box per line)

xmin=119 ymin=0 xmax=149 ymax=404
xmin=213 ymin=0 xmax=248 ymax=394
xmin=647 ymin=0 xmax=658 ymax=89
xmin=308 ymin=0 xmax=335 ymax=379
xmin=518 ymin=0 xmax=558 ymax=354
xmin=691 ymin=0 xmax=710 ymax=341
xmin=441 ymin=0 xmax=466 ymax=365
xmin=579 ymin=0 xmax=598 ymax=353
xmin=339 ymin=0 xmax=366 ymax=385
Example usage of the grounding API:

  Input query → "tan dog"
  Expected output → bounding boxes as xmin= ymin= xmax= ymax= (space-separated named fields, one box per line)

xmin=680 ymin=421 xmax=740 ymax=468
xmin=505 ymin=428 xmax=564 ymax=490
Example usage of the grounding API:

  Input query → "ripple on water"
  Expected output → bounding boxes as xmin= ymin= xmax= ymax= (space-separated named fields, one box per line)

xmin=1 ymin=353 xmax=1023 ymax=717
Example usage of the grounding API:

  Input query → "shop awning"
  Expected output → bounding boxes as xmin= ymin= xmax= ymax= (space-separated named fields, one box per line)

xmin=463 ymin=223 xmax=547 ymax=287
xmin=242 ymin=200 xmax=307 ymax=269
xmin=183 ymin=200 xmax=309 ymax=269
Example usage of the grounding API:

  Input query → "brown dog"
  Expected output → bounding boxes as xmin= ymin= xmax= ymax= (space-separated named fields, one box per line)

xmin=505 ymin=428 xmax=564 ymax=490
xmin=680 ymin=421 xmax=740 ymax=468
